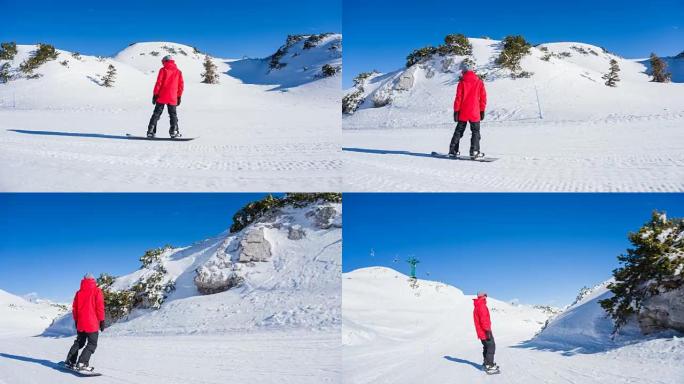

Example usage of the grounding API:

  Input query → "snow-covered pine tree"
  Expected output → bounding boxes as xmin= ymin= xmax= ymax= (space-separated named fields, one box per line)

xmin=649 ymin=53 xmax=671 ymax=83
xmin=602 ymin=59 xmax=620 ymax=87
xmin=102 ymin=64 xmax=117 ymax=87
xmin=599 ymin=211 xmax=684 ymax=333
xmin=495 ymin=35 xmax=532 ymax=77
xmin=201 ymin=55 xmax=219 ymax=84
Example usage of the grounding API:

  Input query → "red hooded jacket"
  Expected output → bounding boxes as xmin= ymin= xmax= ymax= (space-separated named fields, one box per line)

xmin=72 ymin=277 xmax=105 ymax=333
xmin=153 ymin=60 xmax=184 ymax=106
xmin=453 ymin=71 xmax=487 ymax=122
xmin=473 ymin=296 xmax=492 ymax=340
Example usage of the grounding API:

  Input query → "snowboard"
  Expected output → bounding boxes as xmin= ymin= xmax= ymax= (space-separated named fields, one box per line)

xmin=125 ymin=134 xmax=196 ymax=141
xmin=57 ymin=362 xmax=103 ymax=377
xmin=430 ymin=152 xmax=498 ymax=162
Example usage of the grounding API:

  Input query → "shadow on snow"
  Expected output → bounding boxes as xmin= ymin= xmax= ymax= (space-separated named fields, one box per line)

xmin=342 ymin=147 xmax=435 ymax=159
xmin=9 ymin=129 xmax=132 ymax=140
xmin=443 ymin=355 xmax=482 ymax=370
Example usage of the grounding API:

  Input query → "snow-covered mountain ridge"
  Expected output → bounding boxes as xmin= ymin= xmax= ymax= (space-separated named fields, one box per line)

xmin=0 ymin=289 xmax=68 ymax=337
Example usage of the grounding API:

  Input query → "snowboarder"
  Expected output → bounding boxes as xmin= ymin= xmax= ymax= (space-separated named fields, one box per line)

xmin=147 ymin=55 xmax=185 ymax=138
xmin=473 ymin=291 xmax=499 ymax=374
xmin=450 ymin=63 xmax=487 ymax=159
xmin=65 ymin=273 xmax=105 ymax=372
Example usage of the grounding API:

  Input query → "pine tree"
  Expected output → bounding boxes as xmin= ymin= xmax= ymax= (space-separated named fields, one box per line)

xmin=599 ymin=211 xmax=684 ymax=333
xmin=102 ymin=64 xmax=117 ymax=87
xmin=201 ymin=55 xmax=219 ymax=84
xmin=602 ymin=59 xmax=620 ymax=87
xmin=495 ymin=35 xmax=532 ymax=75
xmin=0 ymin=42 xmax=18 ymax=60
xmin=649 ymin=53 xmax=671 ymax=83
xmin=0 ymin=62 xmax=11 ymax=83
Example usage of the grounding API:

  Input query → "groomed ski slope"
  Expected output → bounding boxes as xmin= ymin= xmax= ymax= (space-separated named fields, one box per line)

xmin=0 ymin=38 xmax=341 ymax=191
xmin=0 ymin=202 xmax=342 ymax=383
xmin=343 ymin=39 xmax=684 ymax=192
xmin=342 ymin=267 xmax=684 ymax=384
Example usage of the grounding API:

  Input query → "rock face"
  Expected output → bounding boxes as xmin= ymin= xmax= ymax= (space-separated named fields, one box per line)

xmin=638 ymin=286 xmax=684 ymax=334
xmin=288 ymin=225 xmax=306 ymax=240
xmin=194 ymin=267 xmax=243 ymax=295
xmin=238 ymin=228 xmax=272 ymax=262
xmin=394 ymin=66 xmax=416 ymax=91
xmin=308 ymin=206 xmax=340 ymax=229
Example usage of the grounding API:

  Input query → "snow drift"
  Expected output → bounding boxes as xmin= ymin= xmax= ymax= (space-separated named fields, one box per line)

xmin=44 ymin=200 xmax=341 ymax=337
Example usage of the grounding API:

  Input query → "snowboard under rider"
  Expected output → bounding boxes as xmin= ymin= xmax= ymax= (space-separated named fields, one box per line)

xmin=473 ymin=291 xmax=499 ymax=373
xmin=450 ymin=62 xmax=487 ymax=159
xmin=147 ymin=55 xmax=185 ymax=138
xmin=65 ymin=273 xmax=106 ymax=372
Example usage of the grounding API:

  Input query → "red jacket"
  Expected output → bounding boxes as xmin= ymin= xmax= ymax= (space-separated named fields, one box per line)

xmin=473 ymin=296 xmax=492 ymax=340
xmin=153 ymin=60 xmax=184 ymax=106
xmin=72 ymin=278 xmax=105 ymax=333
xmin=453 ymin=70 xmax=487 ymax=122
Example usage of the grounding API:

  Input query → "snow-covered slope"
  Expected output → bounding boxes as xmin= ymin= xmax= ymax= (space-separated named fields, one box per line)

xmin=344 ymin=38 xmax=684 ymax=128
xmin=342 ymin=267 xmax=684 ymax=384
xmin=228 ymin=33 xmax=342 ymax=89
xmin=0 ymin=289 xmax=67 ymax=337
xmin=639 ymin=51 xmax=684 ymax=83
xmin=45 ymin=201 xmax=341 ymax=337
xmin=0 ymin=37 xmax=341 ymax=191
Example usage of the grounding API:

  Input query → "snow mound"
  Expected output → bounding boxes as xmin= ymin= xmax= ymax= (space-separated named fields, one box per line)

xmin=44 ymin=201 xmax=341 ymax=337
xmin=343 ymin=37 xmax=684 ymax=129
xmin=0 ymin=289 xmax=67 ymax=337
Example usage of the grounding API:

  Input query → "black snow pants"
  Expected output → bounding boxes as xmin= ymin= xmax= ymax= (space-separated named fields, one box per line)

xmin=481 ymin=331 xmax=496 ymax=366
xmin=449 ymin=120 xmax=480 ymax=155
xmin=148 ymin=103 xmax=178 ymax=134
xmin=66 ymin=331 xmax=99 ymax=366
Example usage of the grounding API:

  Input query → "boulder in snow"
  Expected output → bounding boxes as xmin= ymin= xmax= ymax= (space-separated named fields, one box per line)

xmin=238 ymin=228 xmax=272 ymax=262
xmin=638 ymin=286 xmax=684 ymax=334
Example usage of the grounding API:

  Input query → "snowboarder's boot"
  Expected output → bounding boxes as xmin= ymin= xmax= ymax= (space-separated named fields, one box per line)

xmin=65 ymin=361 xmax=75 ymax=369
xmin=76 ymin=363 xmax=94 ymax=372
xmin=169 ymin=127 xmax=181 ymax=139
xmin=470 ymin=151 xmax=485 ymax=160
xmin=146 ymin=123 xmax=157 ymax=138
xmin=448 ymin=151 xmax=460 ymax=158
xmin=484 ymin=363 xmax=500 ymax=374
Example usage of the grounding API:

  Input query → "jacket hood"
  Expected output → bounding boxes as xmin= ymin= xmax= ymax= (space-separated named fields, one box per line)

xmin=462 ymin=70 xmax=478 ymax=82
xmin=163 ymin=60 xmax=177 ymax=70
xmin=473 ymin=296 xmax=487 ymax=306
xmin=80 ymin=277 xmax=97 ymax=291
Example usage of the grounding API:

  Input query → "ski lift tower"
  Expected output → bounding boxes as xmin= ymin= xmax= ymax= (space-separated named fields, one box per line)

xmin=406 ymin=256 xmax=420 ymax=278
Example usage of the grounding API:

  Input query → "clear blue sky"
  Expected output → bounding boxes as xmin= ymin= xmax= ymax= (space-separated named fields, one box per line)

xmin=343 ymin=193 xmax=684 ymax=307
xmin=0 ymin=193 xmax=275 ymax=302
xmin=1 ymin=0 xmax=341 ymax=58
xmin=343 ymin=0 xmax=684 ymax=87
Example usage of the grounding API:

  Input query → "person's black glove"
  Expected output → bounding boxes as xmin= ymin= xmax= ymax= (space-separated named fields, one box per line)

xmin=480 ymin=111 xmax=485 ymax=120
xmin=177 ymin=96 xmax=181 ymax=106
xmin=453 ymin=111 xmax=459 ymax=122
xmin=485 ymin=330 xmax=493 ymax=341
xmin=152 ymin=95 xmax=158 ymax=105
xmin=99 ymin=320 xmax=105 ymax=332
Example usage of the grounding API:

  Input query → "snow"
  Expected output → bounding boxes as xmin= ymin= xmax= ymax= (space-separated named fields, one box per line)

xmin=343 ymin=38 xmax=684 ymax=192
xmin=0 ymin=38 xmax=341 ymax=191
xmin=342 ymin=267 xmax=684 ymax=383
xmin=0 ymin=201 xmax=341 ymax=383
xmin=0 ymin=289 xmax=67 ymax=337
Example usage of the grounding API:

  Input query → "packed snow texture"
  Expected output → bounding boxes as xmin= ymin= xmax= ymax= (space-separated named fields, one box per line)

xmin=0 ymin=38 xmax=341 ymax=191
xmin=343 ymin=38 xmax=684 ymax=192
xmin=342 ymin=267 xmax=684 ymax=384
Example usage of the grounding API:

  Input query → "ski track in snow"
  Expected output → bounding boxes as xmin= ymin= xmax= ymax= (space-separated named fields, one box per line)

xmin=342 ymin=116 xmax=684 ymax=192
xmin=0 ymin=331 xmax=341 ymax=384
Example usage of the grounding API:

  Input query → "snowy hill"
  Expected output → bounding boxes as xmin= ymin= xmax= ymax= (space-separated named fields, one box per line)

xmin=228 ymin=33 xmax=342 ymax=89
xmin=45 ymin=199 xmax=341 ymax=337
xmin=639 ymin=51 xmax=684 ymax=83
xmin=0 ymin=289 xmax=67 ymax=337
xmin=0 ymin=36 xmax=342 ymax=191
xmin=344 ymin=38 xmax=684 ymax=128
xmin=342 ymin=267 xmax=684 ymax=384
xmin=341 ymin=37 xmax=684 ymax=192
